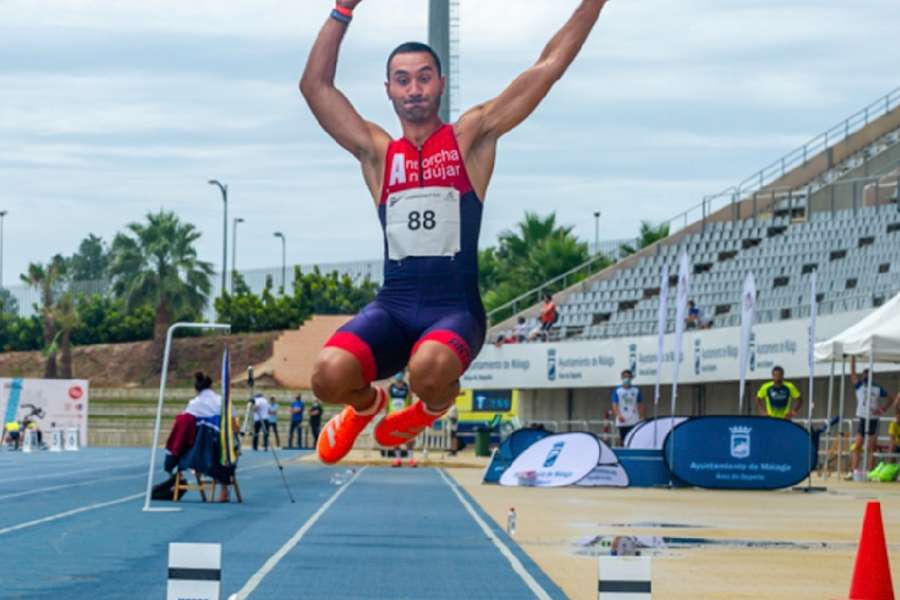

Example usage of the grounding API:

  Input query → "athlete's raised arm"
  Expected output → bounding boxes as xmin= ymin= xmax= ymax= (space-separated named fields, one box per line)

xmin=300 ymin=0 xmax=389 ymax=167
xmin=459 ymin=0 xmax=609 ymax=143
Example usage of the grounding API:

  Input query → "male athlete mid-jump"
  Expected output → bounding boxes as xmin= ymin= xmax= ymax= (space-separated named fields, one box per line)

xmin=302 ymin=0 xmax=609 ymax=464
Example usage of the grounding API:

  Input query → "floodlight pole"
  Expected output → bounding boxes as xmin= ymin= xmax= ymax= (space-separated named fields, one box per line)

xmin=143 ymin=322 xmax=231 ymax=512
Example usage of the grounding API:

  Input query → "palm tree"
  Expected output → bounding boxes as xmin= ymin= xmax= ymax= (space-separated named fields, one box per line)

xmin=496 ymin=212 xmax=567 ymax=266
xmin=108 ymin=211 xmax=213 ymax=362
xmin=620 ymin=221 xmax=670 ymax=258
xmin=20 ymin=256 xmax=67 ymax=378
xmin=53 ymin=293 xmax=81 ymax=378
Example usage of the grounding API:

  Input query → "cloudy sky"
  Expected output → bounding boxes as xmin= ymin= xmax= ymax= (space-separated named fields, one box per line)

xmin=2 ymin=0 xmax=898 ymax=283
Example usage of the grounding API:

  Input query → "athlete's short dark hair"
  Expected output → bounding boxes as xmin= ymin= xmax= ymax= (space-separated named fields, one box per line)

xmin=772 ymin=366 xmax=784 ymax=375
xmin=386 ymin=42 xmax=442 ymax=78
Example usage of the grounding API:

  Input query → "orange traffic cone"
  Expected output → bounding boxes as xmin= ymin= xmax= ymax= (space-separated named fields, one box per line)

xmin=849 ymin=501 xmax=895 ymax=600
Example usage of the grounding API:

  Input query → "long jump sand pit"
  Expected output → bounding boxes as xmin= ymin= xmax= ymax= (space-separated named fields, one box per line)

xmin=449 ymin=468 xmax=900 ymax=599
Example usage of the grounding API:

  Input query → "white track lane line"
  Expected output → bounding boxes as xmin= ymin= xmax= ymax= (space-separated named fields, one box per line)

xmin=229 ymin=466 xmax=367 ymax=600
xmin=0 ymin=473 xmax=142 ymax=501
xmin=437 ymin=469 xmax=552 ymax=600
xmin=0 ymin=458 xmax=300 ymax=530
xmin=0 ymin=462 xmax=143 ymax=484
xmin=0 ymin=492 xmax=144 ymax=536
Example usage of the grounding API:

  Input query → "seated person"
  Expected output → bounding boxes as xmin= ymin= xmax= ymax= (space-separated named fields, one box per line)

xmin=154 ymin=372 xmax=237 ymax=502
xmin=514 ymin=317 xmax=530 ymax=343
xmin=529 ymin=294 xmax=559 ymax=341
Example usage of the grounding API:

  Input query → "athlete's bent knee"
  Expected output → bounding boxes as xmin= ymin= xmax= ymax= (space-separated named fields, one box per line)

xmin=311 ymin=350 xmax=364 ymax=403
xmin=409 ymin=345 xmax=461 ymax=405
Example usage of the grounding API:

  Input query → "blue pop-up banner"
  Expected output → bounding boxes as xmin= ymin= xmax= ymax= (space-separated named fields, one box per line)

xmin=664 ymin=416 xmax=814 ymax=490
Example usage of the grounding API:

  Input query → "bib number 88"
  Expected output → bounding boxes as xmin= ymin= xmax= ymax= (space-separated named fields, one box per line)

xmin=407 ymin=210 xmax=437 ymax=231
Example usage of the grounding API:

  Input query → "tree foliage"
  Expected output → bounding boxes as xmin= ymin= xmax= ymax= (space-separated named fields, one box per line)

xmin=215 ymin=268 xmax=377 ymax=334
xmin=479 ymin=212 xmax=597 ymax=319
xmin=108 ymin=211 xmax=213 ymax=359
xmin=619 ymin=221 xmax=670 ymax=257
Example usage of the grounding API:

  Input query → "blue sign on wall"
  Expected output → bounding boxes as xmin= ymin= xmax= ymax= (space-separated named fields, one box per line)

xmin=663 ymin=416 xmax=814 ymax=490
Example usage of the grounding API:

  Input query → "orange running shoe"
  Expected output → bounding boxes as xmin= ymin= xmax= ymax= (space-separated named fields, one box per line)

xmin=317 ymin=388 xmax=386 ymax=465
xmin=374 ymin=400 xmax=444 ymax=448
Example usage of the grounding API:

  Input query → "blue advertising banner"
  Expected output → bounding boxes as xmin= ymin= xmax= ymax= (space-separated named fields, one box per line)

xmin=664 ymin=416 xmax=813 ymax=490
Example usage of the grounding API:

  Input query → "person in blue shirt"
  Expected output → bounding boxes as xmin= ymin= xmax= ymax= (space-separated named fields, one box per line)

xmin=289 ymin=394 xmax=305 ymax=449
xmin=611 ymin=369 xmax=645 ymax=445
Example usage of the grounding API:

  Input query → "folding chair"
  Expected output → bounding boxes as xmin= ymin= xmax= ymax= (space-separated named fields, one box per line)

xmin=210 ymin=472 xmax=243 ymax=503
xmin=173 ymin=469 xmax=211 ymax=502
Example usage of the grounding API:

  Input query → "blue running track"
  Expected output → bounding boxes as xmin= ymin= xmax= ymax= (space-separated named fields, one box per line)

xmin=0 ymin=448 xmax=567 ymax=599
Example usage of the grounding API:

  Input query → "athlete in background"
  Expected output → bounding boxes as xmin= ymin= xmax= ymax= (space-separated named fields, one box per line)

xmin=301 ymin=0 xmax=610 ymax=464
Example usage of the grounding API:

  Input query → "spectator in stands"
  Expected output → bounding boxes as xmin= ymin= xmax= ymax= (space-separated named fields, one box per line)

xmin=289 ymin=393 xmax=305 ymax=449
xmin=529 ymin=294 xmax=559 ymax=341
xmin=686 ymin=300 xmax=711 ymax=330
xmin=514 ymin=317 xmax=530 ymax=342
xmin=611 ymin=369 xmax=644 ymax=445
xmin=308 ymin=398 xmax=323 ymax=445
xmin=252 ymin=392 xmax=270 ymax=451
xmin=756 ymin=366 xmax=802 ymax=419
xmin=267 ymin=396 xmax=281 ymax=448
xmin=849 ymin=357 xmax=892 ymax=476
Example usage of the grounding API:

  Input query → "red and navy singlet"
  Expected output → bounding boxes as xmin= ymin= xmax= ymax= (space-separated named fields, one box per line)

xmin=325 ymin=124 xmax=486 ymax=382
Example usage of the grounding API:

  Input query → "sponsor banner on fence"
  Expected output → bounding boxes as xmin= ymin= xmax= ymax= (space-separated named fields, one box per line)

xmin=465 ymin=309 xmax=878 ymax=390
xmin=663 ymin=416 xmax=813 ymax=490
xmin=499 ymin=432 xmax=600 ymax=487
xmin=0 ymin=378 xmax=89 ymax=447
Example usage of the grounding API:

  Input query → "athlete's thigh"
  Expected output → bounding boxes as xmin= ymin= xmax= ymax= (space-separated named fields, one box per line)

xmin=324 ymin=301 xmax=413 ymax=383
xmin=411 ymin=310 xmax=486 ymax=374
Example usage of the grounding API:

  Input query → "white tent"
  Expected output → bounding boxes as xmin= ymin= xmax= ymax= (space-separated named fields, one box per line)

xmin=815 ymin=292 xmax=900 ymax=363
xmin=814 ymin=291 xmax=900 ymax=479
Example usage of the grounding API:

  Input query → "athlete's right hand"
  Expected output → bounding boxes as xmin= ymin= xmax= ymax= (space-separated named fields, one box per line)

xmin=336 ymin=0 xmax=363 ymax=9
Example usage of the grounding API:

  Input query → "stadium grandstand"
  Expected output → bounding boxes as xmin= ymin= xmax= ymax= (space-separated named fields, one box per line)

xmin=493 ymin=86 xmax=900 ymax=342
xmin=468 ymin=85 xmax=900 ymax=439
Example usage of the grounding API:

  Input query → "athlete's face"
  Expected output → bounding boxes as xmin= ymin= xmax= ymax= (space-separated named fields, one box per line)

xmin=386 ymin=52 xmax=445 ymax=124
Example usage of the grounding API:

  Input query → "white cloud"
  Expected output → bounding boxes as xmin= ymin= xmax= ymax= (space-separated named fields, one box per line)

xmin=0 ymin=0 xmax=898 ymax=281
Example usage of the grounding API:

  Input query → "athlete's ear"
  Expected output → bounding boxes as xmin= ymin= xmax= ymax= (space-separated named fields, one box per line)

xmin=384 ymin=80 xmax=391 ymax=101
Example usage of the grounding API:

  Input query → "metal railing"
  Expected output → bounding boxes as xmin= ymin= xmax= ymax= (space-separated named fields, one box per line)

xmin=659 ymin=85 xmax=900 ymax=236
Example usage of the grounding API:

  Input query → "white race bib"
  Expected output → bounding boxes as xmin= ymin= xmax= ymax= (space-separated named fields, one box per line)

xmin=385 ymin=186 xmax=461 ymax=261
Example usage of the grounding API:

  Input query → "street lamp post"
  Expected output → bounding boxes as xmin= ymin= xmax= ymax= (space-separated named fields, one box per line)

xmin=593 ymin=211 xmax=601 ymax=255
xmin=0 ymin=210 xmax=7 ymax=289
xmin=273 ymin=232 xmax=286 ymax=291
xmin=232 ymin=218 xmax=245 ymax=294
xmin=208 ymin=180 xmax=228 ymax=296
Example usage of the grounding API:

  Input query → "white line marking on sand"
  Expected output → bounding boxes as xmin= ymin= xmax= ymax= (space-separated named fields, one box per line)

xmin=437 ymin=469 xmax=552 ymax=600
xmin=0 ymin=492 xmax=143 ymax=537
xmin=230 ymin=466 xmax=366 ymax=600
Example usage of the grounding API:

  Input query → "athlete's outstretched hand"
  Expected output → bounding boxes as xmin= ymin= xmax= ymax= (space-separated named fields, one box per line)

xmin=336 ymin=0 xmax=364 ymax=9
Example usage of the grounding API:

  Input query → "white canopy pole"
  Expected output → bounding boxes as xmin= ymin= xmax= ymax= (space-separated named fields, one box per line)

xmin=837 ymin=358 xmax=847 ymax=476
xmin=825 ymin=359 xmax=835 ymax=475
xmin=862 ymin=355 xmax=875 ymax=478
xmin=143 ymin=322 xmax=231 ymax=512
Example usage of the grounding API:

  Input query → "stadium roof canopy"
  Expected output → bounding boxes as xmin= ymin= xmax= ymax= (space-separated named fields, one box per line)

xmin=815 ymin=292 xmax=900 ymax=363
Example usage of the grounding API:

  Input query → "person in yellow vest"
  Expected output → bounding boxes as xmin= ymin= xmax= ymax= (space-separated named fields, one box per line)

xmin=888 ymin=398 xmax=900 ymax=462
xmin=4 ymin=421 xmax=21 ymax=450
xmin=756 ymin=366 xmax=802 ymax=419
